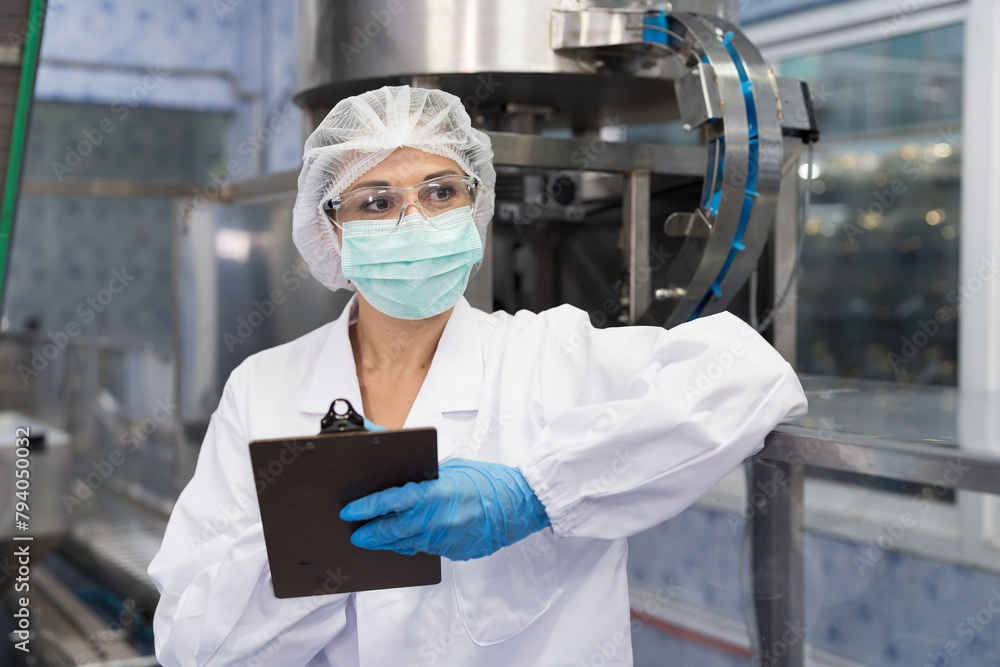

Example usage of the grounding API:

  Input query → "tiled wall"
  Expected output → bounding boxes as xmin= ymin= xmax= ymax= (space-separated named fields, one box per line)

xmin=628 ymin=505 xmax=1000 ymax=665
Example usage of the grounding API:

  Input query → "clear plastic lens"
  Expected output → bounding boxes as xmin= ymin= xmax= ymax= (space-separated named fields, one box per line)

xmin=334 ymin=177 xmax=475 ymax=223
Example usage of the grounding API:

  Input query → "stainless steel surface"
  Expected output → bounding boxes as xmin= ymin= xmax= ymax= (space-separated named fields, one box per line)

xmin=694 ymin=15 xmax=784 ymax=321
xmin=658 ymin=13 xmax=775 ymax=327
xmin=770 ymin=152 xmax=800 ymax=363
xmin=663 ymin=208 xmax=712 ymax=238
xmin=674 ymin=62 xmax=724 ymax=132
xmin=623 ymin=169 xmax=651 ymax=324
xmin=758 ymin=375 xmax=1000 ymax=490
xmin=486 ymin=131 xmax=706 ymax=176
xmin=297 ymin=0 xmax=735 ymax=126
xmin=763 ymin=429 xmax=1000 ymax=494
xmin=750 ymin=458 xmax=804 ymax=667
xmin=61 ymin=490 xmax=168 ymax=615
xmin=20 ymin=177 xmax=208 ymax=199
xmin=779 ymin=375 xmax=998 ymax=456
xmin=549 ymin=6 xmax=649 ymax=50
xmin=775 ymin=76 xmax=815 ymax=135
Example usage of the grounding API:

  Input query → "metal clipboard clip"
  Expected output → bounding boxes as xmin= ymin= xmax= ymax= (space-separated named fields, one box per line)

xmin=319 ymin=398 xmax=367 ymax=434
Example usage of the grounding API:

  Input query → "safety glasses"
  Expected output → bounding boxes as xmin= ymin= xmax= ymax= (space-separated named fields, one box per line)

xmin=323 ymin=175 xmax=480 ymax=229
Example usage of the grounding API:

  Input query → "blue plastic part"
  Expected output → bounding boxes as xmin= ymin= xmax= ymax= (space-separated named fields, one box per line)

xmin=689 ymin=27 xmax=761 ymax=321
xmin=702 ymin=136 xmax=726 ymax=216
xmin=642 ymin=11 xmax=668 ymax=44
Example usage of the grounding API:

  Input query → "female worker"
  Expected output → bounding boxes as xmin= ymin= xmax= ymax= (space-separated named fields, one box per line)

xmin=148 ymin=85 xmax=807 ymax=666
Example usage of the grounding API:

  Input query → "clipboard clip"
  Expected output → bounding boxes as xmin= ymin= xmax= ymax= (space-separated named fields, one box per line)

xmin=319 ymin=398 xmax=367 ymax=434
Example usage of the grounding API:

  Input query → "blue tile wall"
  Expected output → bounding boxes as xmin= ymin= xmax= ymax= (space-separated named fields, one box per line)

xmin=628 ymin=505 xmax=1000 ymax=666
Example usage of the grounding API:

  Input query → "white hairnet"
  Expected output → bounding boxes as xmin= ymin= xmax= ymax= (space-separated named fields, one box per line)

xmin=292 ymin=84 xmax=496 ymax=293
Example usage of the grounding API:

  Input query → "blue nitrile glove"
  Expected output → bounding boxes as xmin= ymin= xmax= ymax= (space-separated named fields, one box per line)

xmin=363 ymin=418 xmax=386 ymax=431
xmin=339 ymin=458 xmax=551 ymax=561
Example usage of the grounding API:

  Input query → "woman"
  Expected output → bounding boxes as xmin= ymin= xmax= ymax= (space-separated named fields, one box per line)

xmin=148 ymin=85 xmax=807 ymax=666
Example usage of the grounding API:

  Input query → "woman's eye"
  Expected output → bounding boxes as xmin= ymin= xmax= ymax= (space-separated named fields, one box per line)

xmin=426 ymin=186 xmax=456 ymax=201
xmin=359 ymin=197 xmax=394 ymax=211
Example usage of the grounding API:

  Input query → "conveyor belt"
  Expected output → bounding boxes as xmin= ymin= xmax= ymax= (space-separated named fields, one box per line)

xmin=61 ymin=492 xmax=168 ymax=615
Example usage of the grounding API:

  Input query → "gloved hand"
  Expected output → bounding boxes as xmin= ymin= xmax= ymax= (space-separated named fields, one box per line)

xmin=362 ymin=417 xmax=386 ymax=431
xmin=339 ymin=458 xmax=551 ymax=561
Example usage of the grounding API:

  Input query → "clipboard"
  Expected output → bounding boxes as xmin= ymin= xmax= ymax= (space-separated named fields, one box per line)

xmin=249 ymin=398 xmax=441 ymax=599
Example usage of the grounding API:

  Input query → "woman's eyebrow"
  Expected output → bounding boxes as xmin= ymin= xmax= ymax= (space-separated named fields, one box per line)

xmin=347 ymin=170 xmax=463 ymax=192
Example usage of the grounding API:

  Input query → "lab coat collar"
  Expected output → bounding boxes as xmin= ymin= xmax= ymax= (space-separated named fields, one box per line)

xmin=298 ymin=292 xmax=484 ymax=421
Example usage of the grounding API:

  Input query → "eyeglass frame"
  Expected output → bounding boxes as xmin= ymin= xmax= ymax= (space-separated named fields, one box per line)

xmin=321 ymin=174 xmax=481 ymax=229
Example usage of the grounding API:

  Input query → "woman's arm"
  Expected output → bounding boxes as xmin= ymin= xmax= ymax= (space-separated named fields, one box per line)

xmin=516 ymin=305 xmax=807 ymax=539
xmin=147 ymin=362 xmax=351 ymax=666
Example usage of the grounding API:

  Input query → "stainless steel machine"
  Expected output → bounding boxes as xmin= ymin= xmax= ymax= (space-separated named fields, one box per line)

xmin=295 ymin=0 xmax=819 ymax=327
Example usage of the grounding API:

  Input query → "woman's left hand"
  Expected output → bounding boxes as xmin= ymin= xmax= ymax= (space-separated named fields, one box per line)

xmin=339 ymin=458 xmax=550 ymax=561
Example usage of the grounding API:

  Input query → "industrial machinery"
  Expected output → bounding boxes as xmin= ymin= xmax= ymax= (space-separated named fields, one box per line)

xmin=296 ymin=0 xmax=819 ymax=327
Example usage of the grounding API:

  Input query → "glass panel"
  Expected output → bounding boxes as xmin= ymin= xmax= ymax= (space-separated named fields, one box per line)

xmin=782 ymin=24 xmax=963 ymax=386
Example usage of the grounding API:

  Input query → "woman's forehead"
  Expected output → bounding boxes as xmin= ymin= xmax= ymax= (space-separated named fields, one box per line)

xmin=344 ymin=147 xmax=464 ymax=190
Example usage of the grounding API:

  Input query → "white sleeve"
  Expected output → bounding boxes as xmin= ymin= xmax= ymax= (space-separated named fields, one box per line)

xmin=147 ymin=362 xmax=350 ymax=666
xmin=516 ymin=306 xmax=807 ymax=539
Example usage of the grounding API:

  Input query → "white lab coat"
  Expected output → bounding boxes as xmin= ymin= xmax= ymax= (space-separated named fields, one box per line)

xmin=148 ymin=293 xmax=807 ymax=666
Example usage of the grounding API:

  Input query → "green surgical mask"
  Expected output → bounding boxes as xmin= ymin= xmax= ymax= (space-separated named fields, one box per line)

xmin=339 ymin=206 xmax=483 ymax=320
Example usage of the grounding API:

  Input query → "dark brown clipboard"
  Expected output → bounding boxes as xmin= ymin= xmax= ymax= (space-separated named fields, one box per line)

xmin=249 ymin=402 xmax=440 ymax=599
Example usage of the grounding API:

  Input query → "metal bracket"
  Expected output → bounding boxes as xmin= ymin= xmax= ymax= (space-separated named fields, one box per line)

xmin=550 ymin=8 xmax=649 ymax=51
xmin=674 ymin=62 xmax=723 ymax=132
xmin=664 ymin=207 xmax=713 ymax=239
xmin=775 ymin=77 xmax=820 ymax=143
